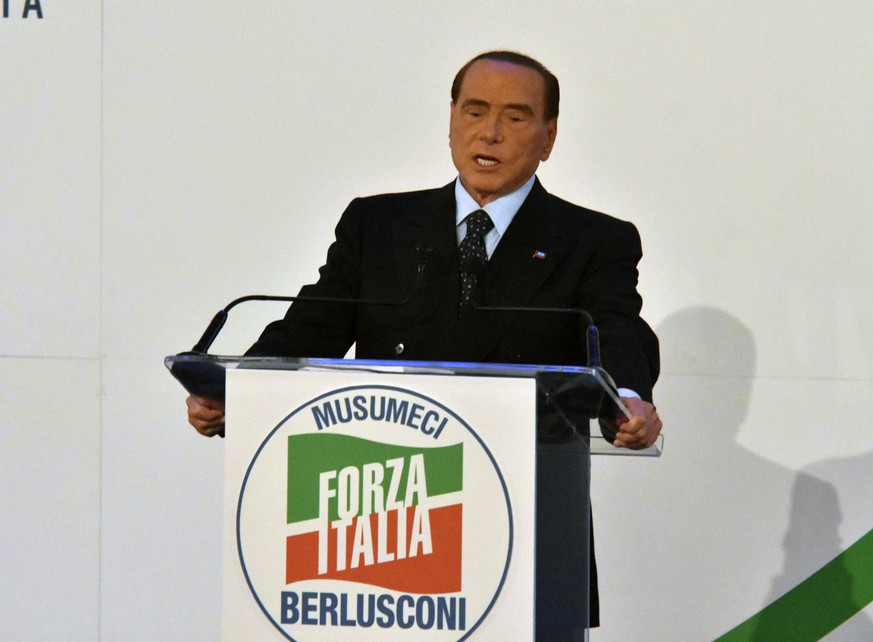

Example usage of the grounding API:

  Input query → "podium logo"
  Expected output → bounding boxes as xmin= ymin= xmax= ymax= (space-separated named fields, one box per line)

xmin=237 ymin=385 xmax=512 ymax=641
xmin=285 ymin=434 xmax=463 ymax=594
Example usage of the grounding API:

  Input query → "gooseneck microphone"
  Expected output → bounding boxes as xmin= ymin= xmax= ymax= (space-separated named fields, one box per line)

xmin=189 ymin=243 xmax=432 ymax=354
xmin=469 ymin=300 xmax=629 ymax=421
xmin=471 ymin=301 xmax=603 ymax=370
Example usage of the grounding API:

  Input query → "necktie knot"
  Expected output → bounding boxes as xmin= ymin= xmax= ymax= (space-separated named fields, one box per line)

xmin=465 ymin=209 xmax=494 ymax=238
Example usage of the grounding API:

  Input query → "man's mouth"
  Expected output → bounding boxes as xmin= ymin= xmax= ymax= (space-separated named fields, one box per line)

xmin=475 ymin=156 xmax=499 ymax=167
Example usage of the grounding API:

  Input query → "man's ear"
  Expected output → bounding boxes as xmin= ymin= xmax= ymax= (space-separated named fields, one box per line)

xmin=541 ymin=118 xmax=558 ymax=161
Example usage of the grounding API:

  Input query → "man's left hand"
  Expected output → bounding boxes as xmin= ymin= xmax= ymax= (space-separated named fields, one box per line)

xmin=610 ymin=397 xmax=662 ymax=450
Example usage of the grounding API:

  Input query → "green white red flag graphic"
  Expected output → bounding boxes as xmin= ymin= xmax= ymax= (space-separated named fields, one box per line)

xmin=284 ymin=433 xmax=464 ymax=593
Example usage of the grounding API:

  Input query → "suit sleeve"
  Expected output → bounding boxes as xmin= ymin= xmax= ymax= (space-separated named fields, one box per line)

xmin=579 ymin=219 xmax=660 ymax=401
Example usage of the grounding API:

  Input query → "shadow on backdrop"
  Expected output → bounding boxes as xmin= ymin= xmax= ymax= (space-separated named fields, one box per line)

xmin=750 ymin=466 xmax=873 ymax=640
xmin=660 ymin=308 xmax=873 ymax=639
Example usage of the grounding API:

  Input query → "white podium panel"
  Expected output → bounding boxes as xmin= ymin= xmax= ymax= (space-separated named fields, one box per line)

xmin=222 ymin=368 xmax=536 ymax=641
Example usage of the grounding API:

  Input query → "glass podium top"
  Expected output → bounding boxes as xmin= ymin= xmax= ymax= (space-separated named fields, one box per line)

xmin=165 ymin=353 xmax=662 ymax=456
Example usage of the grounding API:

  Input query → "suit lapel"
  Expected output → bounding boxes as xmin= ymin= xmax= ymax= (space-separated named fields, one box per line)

xmin=390 ymin=183 xmax=459 ymax=309
xmin=485 ymin=179 xmax=567 ymax=306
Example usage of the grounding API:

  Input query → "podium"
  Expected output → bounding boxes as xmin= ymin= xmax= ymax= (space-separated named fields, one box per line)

xmin=167 ymin=353 xmax=661 ymax=641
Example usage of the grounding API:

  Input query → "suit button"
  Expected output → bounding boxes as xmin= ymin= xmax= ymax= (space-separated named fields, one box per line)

xmin=394 ymin=343 xmax=404 ymax=355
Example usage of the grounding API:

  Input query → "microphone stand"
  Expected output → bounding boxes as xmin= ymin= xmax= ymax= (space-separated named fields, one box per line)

xmin=188 ymin=245 xmax=431 ymax=354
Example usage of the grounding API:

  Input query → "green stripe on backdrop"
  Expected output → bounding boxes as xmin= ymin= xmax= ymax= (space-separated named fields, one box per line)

xmin=716 ymin=527 xmax=873 ymax=641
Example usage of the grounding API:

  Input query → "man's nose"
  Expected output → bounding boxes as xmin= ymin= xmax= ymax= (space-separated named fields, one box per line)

xmin=478 ymin=115 xmax=503 ymax=143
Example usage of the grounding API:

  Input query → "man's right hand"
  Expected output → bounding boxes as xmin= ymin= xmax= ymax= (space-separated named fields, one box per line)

xmin=186 ymin=395 xmax=226 ymax=438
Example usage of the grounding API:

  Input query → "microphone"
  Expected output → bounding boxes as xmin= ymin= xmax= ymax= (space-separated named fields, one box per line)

xmin=189 ymin=243 xmax=432 ymax=354
xmin=469 ymin=300 xmax=631 ymax=422
xmin=471 ymin=300 xmax=603 ymax=370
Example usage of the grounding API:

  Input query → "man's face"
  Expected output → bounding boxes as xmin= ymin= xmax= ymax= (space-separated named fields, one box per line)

xmin=449 ymin=59 xmax=557 ymax=206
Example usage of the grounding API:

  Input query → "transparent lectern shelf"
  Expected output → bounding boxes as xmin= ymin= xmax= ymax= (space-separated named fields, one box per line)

xmin=589 ymin=432 xmax=663 ymax=457
xmin=165 ymin=353 xmax=663 ymax=457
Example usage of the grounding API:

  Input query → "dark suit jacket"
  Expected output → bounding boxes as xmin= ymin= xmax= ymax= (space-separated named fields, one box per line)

xmin=248 ymin=178 xmax=659 ymax=400
xmin=246 ymin=178 xmax=659 ymax=632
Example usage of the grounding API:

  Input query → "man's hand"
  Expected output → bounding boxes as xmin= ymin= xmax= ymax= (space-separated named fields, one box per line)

xmin=186 ymin=395 xmax=226 ymax=438
xmin=609 ymin=397 xmax=662 ymax=450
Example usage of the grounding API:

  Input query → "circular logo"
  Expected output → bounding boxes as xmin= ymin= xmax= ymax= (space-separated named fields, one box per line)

xmin=237 ymin=384 xmax=513 ymax=641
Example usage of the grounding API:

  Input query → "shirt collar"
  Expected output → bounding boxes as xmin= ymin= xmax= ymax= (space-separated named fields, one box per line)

xmin=454 ymin=174 xmax=537 ymax=237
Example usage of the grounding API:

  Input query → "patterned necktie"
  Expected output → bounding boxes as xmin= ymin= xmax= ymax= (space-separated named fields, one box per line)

xmin=458 ymin=209 xmax=494 ymax=308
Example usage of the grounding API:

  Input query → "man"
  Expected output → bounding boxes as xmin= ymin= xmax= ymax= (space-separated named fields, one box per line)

xmin=188 ymin=51 xmax=661 ymax=635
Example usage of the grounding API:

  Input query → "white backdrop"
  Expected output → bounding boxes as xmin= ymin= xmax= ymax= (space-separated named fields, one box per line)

xmin=2 ymin=2 xmax=872 ymax=640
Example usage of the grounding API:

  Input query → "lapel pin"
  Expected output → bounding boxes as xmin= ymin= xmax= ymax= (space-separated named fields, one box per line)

xmin=532 ymin=250 xmax=547 ymax=260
